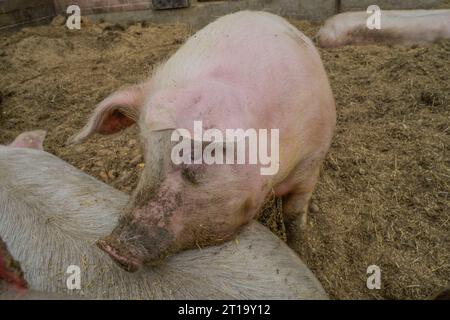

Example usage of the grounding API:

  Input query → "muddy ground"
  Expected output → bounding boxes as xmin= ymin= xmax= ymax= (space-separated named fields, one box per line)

xmin=0 ymin=15 xmax=448 ymax=299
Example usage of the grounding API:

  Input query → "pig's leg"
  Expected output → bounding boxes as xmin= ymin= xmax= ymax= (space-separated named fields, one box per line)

xmin=282 ymin=165 xmax=320 ymax=245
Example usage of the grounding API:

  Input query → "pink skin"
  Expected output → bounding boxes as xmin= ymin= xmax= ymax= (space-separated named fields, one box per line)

xmin=8 ymin=130 xmax=47 ymax=150
xmin=317 ymin=10 xmax=450 ymax=48
xmin=69 ymin=11 xmax=336 ymax=272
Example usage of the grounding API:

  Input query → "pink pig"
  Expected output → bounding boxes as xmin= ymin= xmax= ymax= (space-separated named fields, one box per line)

xmin=317 ymin=9 xmax=450 ymax=48
xmin=69 ymin=11 xmax=336 ymax=272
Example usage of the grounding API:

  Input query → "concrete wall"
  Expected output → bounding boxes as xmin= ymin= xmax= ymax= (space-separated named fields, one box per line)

xmin=83 ymin=0 xmax=337 ymax=28
xmin=84 ymin=0 xmax=445 ymax=29
xmin=269 ymin=0 xmax=337 ymax=20
xmin=78 ymin=0 xmax=333 ymax=28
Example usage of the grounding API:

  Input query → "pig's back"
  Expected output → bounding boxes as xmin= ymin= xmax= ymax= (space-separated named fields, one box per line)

xmin=153 ymin=11 xmax=322 ymax=98
xmin=382 ymin=10 xmax=450 ymax=42
xmin=0 ymin=146 xmax=126 ymax=242
xmin=319 ymin=10 xmax=450 ymax=47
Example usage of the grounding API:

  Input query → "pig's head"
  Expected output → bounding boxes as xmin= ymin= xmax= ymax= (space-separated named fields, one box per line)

xmin=69 ymin=82 xmax=265 ymax=272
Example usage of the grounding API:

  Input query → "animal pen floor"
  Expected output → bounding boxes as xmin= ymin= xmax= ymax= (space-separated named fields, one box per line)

xmin=0 ymin=16 xmax=448 ymax=300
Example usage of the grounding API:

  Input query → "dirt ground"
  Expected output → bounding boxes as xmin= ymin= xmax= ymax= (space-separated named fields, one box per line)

xmin=0 ymin=14 xmax=448 ymax=300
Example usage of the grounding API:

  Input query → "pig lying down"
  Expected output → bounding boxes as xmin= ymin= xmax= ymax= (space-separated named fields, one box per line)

xmin=0 ymin=146 xmax=327 ymax=299
xmin=69 ymin=11 xmax=336 ymax=271
xmin=317 ymin=10 xmax=450 ymax=48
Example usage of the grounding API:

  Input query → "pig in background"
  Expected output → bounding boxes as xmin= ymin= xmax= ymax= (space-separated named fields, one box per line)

xmin=0 ymin=146 xmax=327 ymax=299
xmin=68 ymin=10 xmax=336 ymax=272
xmin=317 ymin=10 xmax=450 ymax=48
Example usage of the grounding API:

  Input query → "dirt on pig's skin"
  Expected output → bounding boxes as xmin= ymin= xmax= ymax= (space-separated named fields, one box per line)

xmin=0 ymin=16 xmax=449 ymax=300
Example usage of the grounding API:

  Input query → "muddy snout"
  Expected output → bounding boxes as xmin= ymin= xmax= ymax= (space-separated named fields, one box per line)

xmin=96 ymin=222 xmax=176 ymax=272
xmin=96 ymin=237 xmax=143 ymax=273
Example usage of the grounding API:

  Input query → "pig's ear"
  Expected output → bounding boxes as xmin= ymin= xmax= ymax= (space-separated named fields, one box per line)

xmin=67 ymin=85 xmax=145 ymax=145
xmin=9 ymin=130 xmax=47 ymax=150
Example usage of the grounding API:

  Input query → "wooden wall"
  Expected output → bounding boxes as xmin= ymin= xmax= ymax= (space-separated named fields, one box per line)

xmin=0 ymin=0 xmax=446 ymax=32
xmin=53 ymin=0 xmax=152 ymax=15
xmin=0 ymin=0 xmax=55 ymax=31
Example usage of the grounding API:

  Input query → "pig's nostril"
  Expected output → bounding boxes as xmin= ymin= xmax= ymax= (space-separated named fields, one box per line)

xmin=96 ymin=239 xmax=141 ymax=273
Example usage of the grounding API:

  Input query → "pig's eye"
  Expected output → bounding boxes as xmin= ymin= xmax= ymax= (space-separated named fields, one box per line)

xmin=181 ymin=167 xmax=198 ymax=184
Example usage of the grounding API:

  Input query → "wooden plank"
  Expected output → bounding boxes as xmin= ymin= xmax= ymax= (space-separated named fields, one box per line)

xmin=54 ymin=0 xmax=153 ymax=14
xmin=0 ymin=0 xmax=53 ymax=14
xmin=152 ymin=0 xmax=190 ymax=10
xmin=0 ymin=4 xmax=55 ymax=28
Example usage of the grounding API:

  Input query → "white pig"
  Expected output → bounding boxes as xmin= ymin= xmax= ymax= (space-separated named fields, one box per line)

xmin=317 ymin=10 xmax=450 ymax=48
xmin=0 ymin=146 xmax=327 ymax=299
xmin=68 ymin=11 xmax=336 ymax=271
